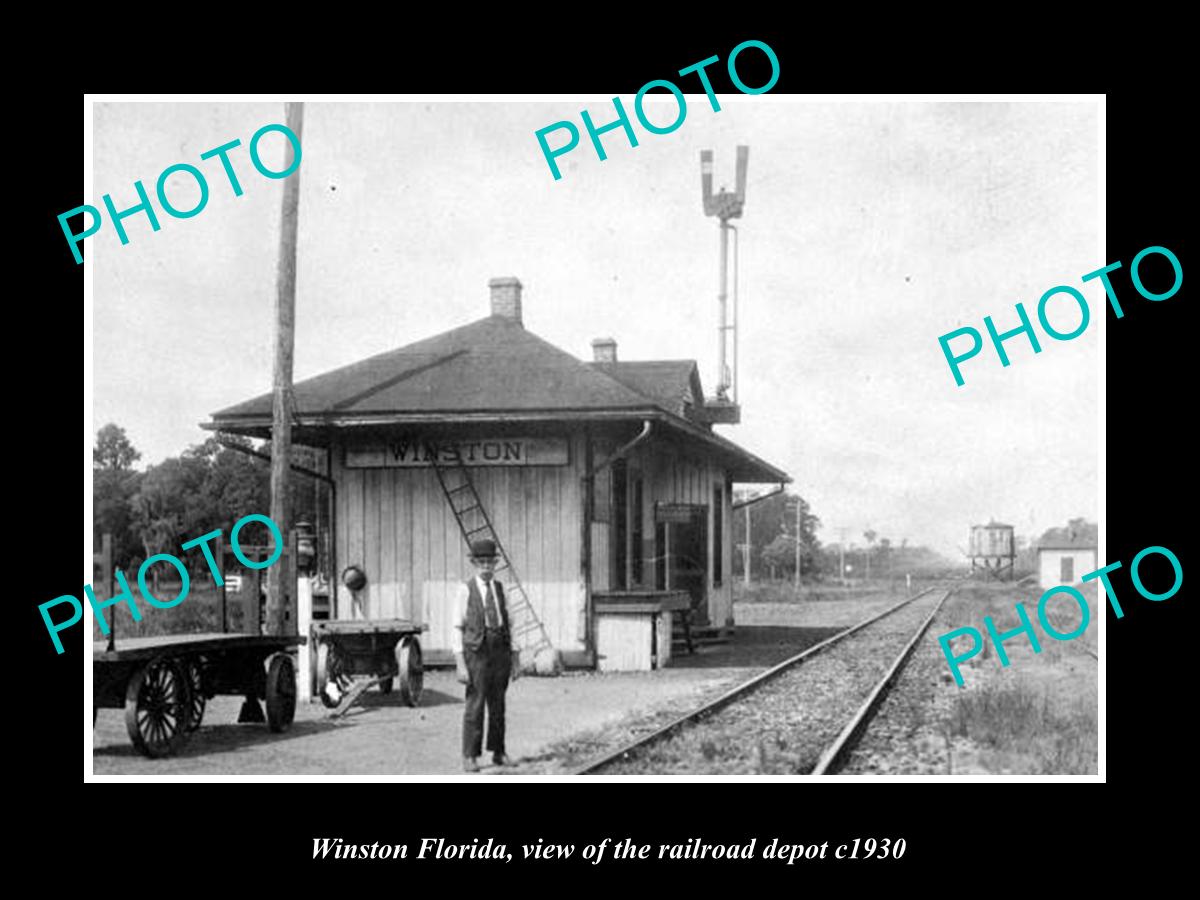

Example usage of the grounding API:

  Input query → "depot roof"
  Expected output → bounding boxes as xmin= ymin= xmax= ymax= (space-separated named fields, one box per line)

xmin=204 ymin=314 xmax=789 ymax=484
xmin=1037 ymin=538 xmax=1098 ymax=551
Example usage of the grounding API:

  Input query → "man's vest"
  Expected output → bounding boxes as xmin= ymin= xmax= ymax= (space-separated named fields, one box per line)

xmin=462 ymin=578 xmax=510 ymax=652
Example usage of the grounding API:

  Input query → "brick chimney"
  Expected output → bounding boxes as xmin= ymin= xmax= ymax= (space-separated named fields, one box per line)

xmin=592 ymin=337 xmax=617 ymax=363
xmin=489 ymin=277 xmax=523 ymax=325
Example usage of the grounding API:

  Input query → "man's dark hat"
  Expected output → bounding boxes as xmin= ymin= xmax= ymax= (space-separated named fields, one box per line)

xmin=469 ymin=538 xmax=498 ymax=560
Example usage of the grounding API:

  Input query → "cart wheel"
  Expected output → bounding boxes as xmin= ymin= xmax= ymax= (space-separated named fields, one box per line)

xmin=396 ymin=636 xmax=423 ymax=707
xmin=266 ymin=653 xmax=297 ymax=732
xmin=183 ymin=658 xmax=206 ymax=733
xmin=124 ymin=658 xmax=192 ymax=758
xmin=316 ymin=641 xmax=337 ymax=709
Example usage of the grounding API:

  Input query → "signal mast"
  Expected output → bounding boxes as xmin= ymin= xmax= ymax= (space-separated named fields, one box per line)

xmin=700 ymin=146 xmax=748 ymax=422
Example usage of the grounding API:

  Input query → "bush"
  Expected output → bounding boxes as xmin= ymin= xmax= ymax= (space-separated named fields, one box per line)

xmin=90 ymin=585 xmax=235 ymax=641
xmin=946 ymin=678 xmax=1096 ymax=774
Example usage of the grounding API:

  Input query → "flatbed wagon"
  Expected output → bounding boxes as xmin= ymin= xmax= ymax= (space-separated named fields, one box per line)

xmin=311 ymin=618 xmax=424 ymax=715
xmin=93 ymin=633 xmax=305 ymax=758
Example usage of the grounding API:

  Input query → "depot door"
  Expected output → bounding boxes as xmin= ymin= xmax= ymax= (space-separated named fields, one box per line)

xmin=668 ymin=510 xmax=709 ymax=626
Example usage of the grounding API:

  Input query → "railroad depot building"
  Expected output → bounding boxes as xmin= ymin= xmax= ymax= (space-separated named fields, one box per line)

xmin=1036 ymin=534 xmax=1098 ymax=587
xmin=206 ymin=278 xmax=789 ymax=671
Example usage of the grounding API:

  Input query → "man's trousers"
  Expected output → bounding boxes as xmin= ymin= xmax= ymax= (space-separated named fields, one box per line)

xmin=462 ymin=632 xmax=511 ymax=758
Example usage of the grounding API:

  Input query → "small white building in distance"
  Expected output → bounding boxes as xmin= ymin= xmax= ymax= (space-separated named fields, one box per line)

xmin=1037 ymin=535 xmax=1098 ymax=587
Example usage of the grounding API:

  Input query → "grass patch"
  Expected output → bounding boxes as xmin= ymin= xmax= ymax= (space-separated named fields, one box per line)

xmin=735 ymin=578 xmax=939 ymax=605
xmin=90 ymin=584 xmax=249 ymax=640
xmin=945 ymin=677 xmax=1097 ymax=774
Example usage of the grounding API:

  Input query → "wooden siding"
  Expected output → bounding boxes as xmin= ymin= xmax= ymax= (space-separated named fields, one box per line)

xmin=657 ymin=611 xmax=674 ymax=667
xmin=333 ymin=433 xmax=587 ymax=653
xmin=596 ymin=613 xmax=652 ymax=671
xmin=332 ymin=428 xmax=739 ymax=658
xmin=620 ymin=441 xmax=734 ymax=627
xmin=1037 ymin=548 xmax=1097 ymax=588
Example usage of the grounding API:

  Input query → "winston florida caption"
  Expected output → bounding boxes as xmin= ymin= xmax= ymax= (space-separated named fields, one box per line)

xmin=314 ymin=836 xmax=907 ymax=864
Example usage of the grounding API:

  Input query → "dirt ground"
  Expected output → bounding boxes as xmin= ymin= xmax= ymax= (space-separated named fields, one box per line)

xmin=842 ymin=581 xmax=1099 ymax=775
xmin=93 ymin=588 xmax=954 ymax=777
xmin=92 ymin=622 xmax=842 ymax=777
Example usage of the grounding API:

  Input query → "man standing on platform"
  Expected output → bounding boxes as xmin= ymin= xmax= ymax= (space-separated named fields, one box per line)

xmin=452 ymin=539 xmax=520 ymax=773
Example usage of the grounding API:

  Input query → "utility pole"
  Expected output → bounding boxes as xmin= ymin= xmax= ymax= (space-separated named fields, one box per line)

xmin=744 ymin=503 xmax=751 ymax=586
xmin=838 ymin=527 xmax=848 ymax=585
xmin=266 ymin=100 xmax=304 ymax=637
xmin=793 ymin=498 xmax=802 ymax=593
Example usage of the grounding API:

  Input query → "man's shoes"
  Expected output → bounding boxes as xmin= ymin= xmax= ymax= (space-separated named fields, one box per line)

xmin=492 ymin=753 xmax=513 ymax=767
xmin=463 ymin=756 xmax=480 ymax=773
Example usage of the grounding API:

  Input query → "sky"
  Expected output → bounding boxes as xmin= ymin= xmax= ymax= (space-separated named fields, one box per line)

xmin=89 ymin=98 xmax=1100 ymax=558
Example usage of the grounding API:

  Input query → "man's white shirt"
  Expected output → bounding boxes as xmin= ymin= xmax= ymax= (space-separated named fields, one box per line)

xmin=450 ymin=575 xmax=518 ymax=654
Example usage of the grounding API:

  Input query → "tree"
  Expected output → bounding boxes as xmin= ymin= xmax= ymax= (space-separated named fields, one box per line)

xmin=762 ymin=534 xmax=795 ymax=580
xmin=93 ymin=424 xmax=143 ymax=569
xmin=863 ymin=529 xmax=877 ymax=580
xmin=1038 ymin=518 xmax=1097 ymax=547
xmin=129 ymin=433 xmax=328 ymax=576
xmin=734 ymin=490 xmax=822 ymax=580
xmin=132 ymin=454 xmax=212 ymax=560
xmin=94 ymin=423 xmax=141 ymax=471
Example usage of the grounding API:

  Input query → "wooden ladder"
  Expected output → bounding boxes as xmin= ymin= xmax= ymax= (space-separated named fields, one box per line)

xmin=431 ymin=460 xmax=554 ymax=658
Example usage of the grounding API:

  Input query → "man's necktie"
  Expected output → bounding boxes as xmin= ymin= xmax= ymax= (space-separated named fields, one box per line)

xmin=485 ymin=581 xmax=500 ymax=629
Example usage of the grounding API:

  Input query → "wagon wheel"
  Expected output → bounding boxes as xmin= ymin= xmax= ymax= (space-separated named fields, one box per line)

xmin=396 ymin=636 xmax=423 ymax=707
xmin=124 ymin=658 xmax=193 ymax=758
xmin=316 ymin=641 xmax=337 ymax=709
xmin=378 ymin=638 xmax=396 ymax=694
xmin=266 ymin=653 xmax=297 ymax=732
xmin=183 ymin=657 xmax=207 ymax=733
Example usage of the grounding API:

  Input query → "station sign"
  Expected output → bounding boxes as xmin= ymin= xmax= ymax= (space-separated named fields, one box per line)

xmin=655 ymin=503 xmax=705 ymax=523
xmin=345 ymin=437 xmax=569 ymax=468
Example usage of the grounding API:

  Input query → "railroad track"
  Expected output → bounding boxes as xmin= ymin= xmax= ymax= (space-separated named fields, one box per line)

xmin=574 ymin=583 xmax=958 ymax=775
xmin=1042 ymin=605 xmax=1098 ymax=660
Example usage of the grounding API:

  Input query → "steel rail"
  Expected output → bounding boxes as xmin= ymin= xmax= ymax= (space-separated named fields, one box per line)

xmin=810 ymin=586 xmax=955 ymax=775
xmin=573 ymin=585 xmax=943 ymax=775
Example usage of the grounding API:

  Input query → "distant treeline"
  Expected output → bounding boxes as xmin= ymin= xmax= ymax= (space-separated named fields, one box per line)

xmin=1013 ymin=518 xmax=1098 ymax=575
xmin=93 ymin=423 xmax=326 ymax=575
xmin=731 ymin=489 xmax=956 ymax=581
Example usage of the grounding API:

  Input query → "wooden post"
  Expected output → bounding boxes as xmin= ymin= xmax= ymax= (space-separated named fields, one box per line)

xmin=101 ymin=533 xmax=114 ymax=652
xmin=582 ymin=428 xmax=594 ymax=660
xmin=743 ymin=504 xmax=751 ymax=586
xmin=244 ymin=568 xmax=263 ymax=635
xmin=297 ymin=572 xmax=312 ymax=703
xmin=216 ymin=533 xmax=227 ymax=633
xmin=285 ymin=529 xmax=298 ymax=634
xmin=267 ymin=101 xmax=304 ymax=637
xmin=793 ymin=498 xmax=801 ymax=594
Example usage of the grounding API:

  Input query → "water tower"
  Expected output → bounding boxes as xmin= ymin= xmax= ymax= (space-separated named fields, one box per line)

xmin=968 ymin=521 xmax=1015 ymax=580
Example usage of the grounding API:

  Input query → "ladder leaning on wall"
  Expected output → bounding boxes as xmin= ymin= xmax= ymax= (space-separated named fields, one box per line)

xmin=431 ymin=459 xmax=555 ymax=660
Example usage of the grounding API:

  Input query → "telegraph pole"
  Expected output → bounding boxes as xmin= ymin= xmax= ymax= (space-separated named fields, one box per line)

xmin=793 ymin=498 xmax=801 ymax=593
xmin=266 ymin=101 xmax=304 ymax=637
xmin=744 ymin=503 xmax=752 ymax=586
xmin=838 ymin=527 xmax=848 ymax=585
